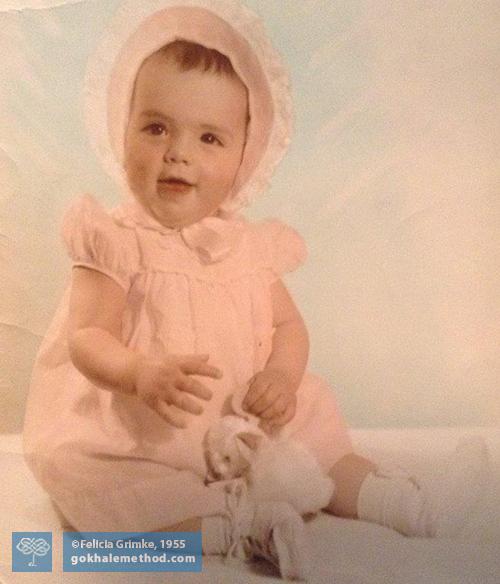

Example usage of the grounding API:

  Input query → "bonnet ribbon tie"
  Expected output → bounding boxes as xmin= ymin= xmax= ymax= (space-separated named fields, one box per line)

xmin=180 ymin=216 xmax=243 ymax=265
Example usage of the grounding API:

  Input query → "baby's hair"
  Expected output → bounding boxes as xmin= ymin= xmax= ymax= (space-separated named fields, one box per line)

xmin=142 ymin=40 xmax=250 ymax=126
xmin=130 ymin=40 xmax=250 ymax=126
xmin=157 ymin=39 xmax=238 ymax=78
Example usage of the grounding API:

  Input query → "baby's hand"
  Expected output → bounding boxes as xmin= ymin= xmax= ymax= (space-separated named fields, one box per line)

xmin=242 ymin=368 xmax=297 ymax=432
xmin=133 ymin=354 xmax=222 ymax=428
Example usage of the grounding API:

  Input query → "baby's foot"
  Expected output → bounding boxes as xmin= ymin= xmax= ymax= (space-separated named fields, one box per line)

xmin=248 ymin=500 xmax=309 ymax=580
xmin=425 ymin=436 xmax=490 ymax=537
xmin=224 ymin=481 xmax=309 ymax=580
xmin=357 ymin=435 xmax=491 ymax=538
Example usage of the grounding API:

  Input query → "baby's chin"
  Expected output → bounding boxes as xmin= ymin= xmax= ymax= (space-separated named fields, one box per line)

xmin=149 ymin=202 xmax=221 ymax=230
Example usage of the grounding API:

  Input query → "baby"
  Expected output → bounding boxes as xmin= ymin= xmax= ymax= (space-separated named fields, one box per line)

xmin=23 ymin=0 xmax=489 ymax=580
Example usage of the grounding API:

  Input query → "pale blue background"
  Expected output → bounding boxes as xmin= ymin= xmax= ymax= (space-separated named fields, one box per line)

xmin=1 ymin=0 xmax=499 ymax=431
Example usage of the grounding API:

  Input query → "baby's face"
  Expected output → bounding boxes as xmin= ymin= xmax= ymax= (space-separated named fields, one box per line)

xmin=124 ymin=54 xmax=248 ymax=229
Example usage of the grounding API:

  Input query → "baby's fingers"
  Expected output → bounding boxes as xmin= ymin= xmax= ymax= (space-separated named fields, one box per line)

xmin=154 ymin=399 xmax=188 ymax=429
xmin=259 ymin=394 xmax=288 ymax=420
xmin=247 ymin=384 xmax=280 ymax=416
xmin=243 ymin=377 xmax=270 ymax=412
xmin=272 ymin=399 xmax=296 ymax=427
xmin=166 ymin=387 xmax=204 ymax=415
xmin=177 ymin=377 xmax=213 ymax=401
xmin=179 ymin=355 xmax=222 ymax=379
xmin=260 ymin=399 xmax=296 ymax=434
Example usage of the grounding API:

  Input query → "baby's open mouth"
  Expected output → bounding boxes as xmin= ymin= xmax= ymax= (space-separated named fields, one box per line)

xmin=157 ymin=177 xmax=194 ymax=194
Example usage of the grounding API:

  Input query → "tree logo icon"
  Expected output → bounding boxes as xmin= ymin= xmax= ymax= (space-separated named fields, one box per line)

xmin=12 ymin=532 xmax=52 ymax=572
xmin=16 ymin=537 xmax=51 ymax=566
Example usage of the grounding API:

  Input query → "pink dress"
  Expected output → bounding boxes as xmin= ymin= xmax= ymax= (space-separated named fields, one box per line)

xmin=23 ymin=195 xmax=352 ymax=531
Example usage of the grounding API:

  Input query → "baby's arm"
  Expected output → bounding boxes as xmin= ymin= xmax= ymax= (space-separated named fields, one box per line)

xmin=243 ymin=279 xmax=309 ymax=431
xmin=68 ymin=267 xmax=221 ymax=428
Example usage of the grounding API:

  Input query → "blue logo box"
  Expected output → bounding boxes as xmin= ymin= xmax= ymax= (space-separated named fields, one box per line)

xmin=12 ymin=532 xmax=52 ymax=572
xmin=63 ymin=532 xmax=202 ymax=572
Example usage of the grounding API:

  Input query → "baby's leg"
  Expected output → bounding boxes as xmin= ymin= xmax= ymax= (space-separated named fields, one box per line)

xmin=326 ymin=437 xmax=490 ymax=537
xmin=282 ymin=373 xmax=489 ymax=537
xmin=38 ymin=445 xmax=307 ymax=579
xmin=325 ymin=453 xmax=376 ymax=518
xmin=280 ymin=375 xmax=378 ymax=518
xmin=32 ymin=444 xmax=227 ymax=532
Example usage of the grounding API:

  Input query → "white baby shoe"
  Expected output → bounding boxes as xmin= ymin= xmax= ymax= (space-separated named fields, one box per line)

xmin=207 ymin=479 xmax=309 ymax=580
xmin=227 ymin=480 xmax=309 ymax=580
xmin=357 ymin=436 xmax=491 ymax=538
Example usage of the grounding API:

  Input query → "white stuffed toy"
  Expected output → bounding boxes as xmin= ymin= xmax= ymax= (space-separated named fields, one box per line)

xmin=204 ymin=388 xmax=335 ymax=516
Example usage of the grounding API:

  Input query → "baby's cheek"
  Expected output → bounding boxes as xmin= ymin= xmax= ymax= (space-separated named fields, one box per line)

xmin=127 ymin=160 xmax=151 ymax=190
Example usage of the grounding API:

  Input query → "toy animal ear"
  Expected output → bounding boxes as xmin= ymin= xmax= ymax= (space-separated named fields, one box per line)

xmin=236 ymin=431 xmax=263 ymax=454
xmin=230 ymin=387 xmax=248 ymax=417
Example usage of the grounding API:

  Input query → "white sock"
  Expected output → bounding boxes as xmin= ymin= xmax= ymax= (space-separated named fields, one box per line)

xmin=357 ymin=436 xmax=490 ymax=538
xmin=357 ymin=469 xmax=434 ymax=536
xmin=202 ymin=514 xmax=232 ymax=555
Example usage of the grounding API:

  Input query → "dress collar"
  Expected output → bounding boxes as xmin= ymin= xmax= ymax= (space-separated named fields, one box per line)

xmin=112 ymin=200 xmax=245 ymax=265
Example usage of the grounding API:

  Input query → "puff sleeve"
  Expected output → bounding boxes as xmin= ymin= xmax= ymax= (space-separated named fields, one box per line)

xmin=254 ymin=219 xmax=307 ymax=279
xmin=62 ymin=195 xmax=137 ymax=291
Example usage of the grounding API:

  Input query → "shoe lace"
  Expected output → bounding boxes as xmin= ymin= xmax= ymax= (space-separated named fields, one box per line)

xmin=223 ymin=478 xmax=251 ymax=561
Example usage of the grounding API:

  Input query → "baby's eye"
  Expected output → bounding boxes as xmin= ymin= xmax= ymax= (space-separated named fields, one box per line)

xmin=144 ymin=123 xmax=167 ymax=136
xmin=201 ymin=133 xmax=223 ymax=146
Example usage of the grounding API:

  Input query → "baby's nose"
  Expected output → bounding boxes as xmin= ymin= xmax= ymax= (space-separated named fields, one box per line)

xmin=164 ymin=135 xmax=191 ymax=165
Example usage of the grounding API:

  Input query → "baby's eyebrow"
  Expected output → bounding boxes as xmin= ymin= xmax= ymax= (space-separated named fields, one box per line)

xmin=199 ymin=123 xmax=234 ymax=140
xmin=140 ymin=110 xmax=170 ymax=121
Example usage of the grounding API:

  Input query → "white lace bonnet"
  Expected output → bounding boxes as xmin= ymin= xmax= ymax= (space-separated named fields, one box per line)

xmin=84 ymin=0 xmax=293 ymax=213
